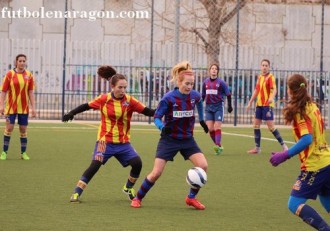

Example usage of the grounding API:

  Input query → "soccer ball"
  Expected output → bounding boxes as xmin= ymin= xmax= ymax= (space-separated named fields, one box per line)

xmin=186 ymin=167 xmax=207 ymax=189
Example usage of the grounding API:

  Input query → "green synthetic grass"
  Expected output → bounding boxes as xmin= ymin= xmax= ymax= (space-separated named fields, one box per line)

xmin=1 ymin=122 xmax=330 ymax=231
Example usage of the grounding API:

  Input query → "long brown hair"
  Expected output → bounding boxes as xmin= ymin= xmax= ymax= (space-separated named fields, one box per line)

xmin=283 ymin=74 xmax=312 ymax=124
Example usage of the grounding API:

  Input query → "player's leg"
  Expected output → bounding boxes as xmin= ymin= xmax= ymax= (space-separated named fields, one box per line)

xmin=70 ymin=160 xmax=102 ymax=203
xmin=131 ymin=158 xmax=167 ymax=208
xmin=122 ymin=155 xmax=142 ymax=200
xmin=205 ymin=111 xmax=215 ymax=144
xmin=319 ymin=194 xmax=330 ymax=213
xmin=115 ymin=143 xmax=142 ymax=200
xmin=213 ymin=107 xmax=224 ymax=155
xmin=247 ymin=107 xmax=262 ymax=154
xmin=70 ymin=142 xmax=107 ymax=203
xmin=1 ymin=115 xmax=16 ymax=160
xmin=18 ymin=114 xmax=29 ymax=160
xmin=184 ymin=139 xmax=207 ymax=210
xmin=265 ymin=107 xmax=287 ymax=151
xmin=131 ymin=136 xmax=175 ymax=208
xmin=288 ymin=196 xmax=330 ymax=230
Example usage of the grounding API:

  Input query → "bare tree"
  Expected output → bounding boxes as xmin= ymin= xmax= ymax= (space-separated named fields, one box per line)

xmin=193 ymin=0 xmax=246 ymax=65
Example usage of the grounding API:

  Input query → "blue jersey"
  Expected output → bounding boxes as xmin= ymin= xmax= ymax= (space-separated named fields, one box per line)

xmin=154 ymin=87 xmax=202 ymax=140
xmin=202 ymin=77 xmax=231 ymax=105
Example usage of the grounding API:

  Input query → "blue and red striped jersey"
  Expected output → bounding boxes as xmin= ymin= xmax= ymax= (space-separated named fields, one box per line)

xmin=154 ymin=87 xmax=202 ymax=139
xmin=202 ymin=77 xmax=230 ymax=105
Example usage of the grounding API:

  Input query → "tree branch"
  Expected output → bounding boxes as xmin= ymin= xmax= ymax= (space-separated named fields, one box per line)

xmin=189 ymin=28 xmax=209 ymax=47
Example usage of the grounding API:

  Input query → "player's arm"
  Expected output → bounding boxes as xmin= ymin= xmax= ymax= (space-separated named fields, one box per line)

xmin=222 ymin=80 xmax=233 ymax=113
xmin=201 ymin=82 xmax=206 ymax=101
xmin=141 ymin=107 xmax=155 ymax=117
xmin=287 ymin=134 xmax=312 ymax=157
xmin=62 ymin=103 xmax=91 ymax=122
xmin=268 ymin=76 xmax=277 ymax=104
xmin=246 ymin=88 xmax=259 ymax=111
xmin=196 ymin=99 xmax=208 ymax=133
xmin=0 ymin=91 xmax=6 ymax=115
xmin=28 ymin=90 xmax=37 ymax=117
xmin=270 ymin=134 xmax=312 ymax=167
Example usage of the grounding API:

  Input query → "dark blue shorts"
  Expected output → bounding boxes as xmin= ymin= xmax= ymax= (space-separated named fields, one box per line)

xmin=92 ymin=141 xmax=139 ymax=167
xmin=6 ymin=114 xmax=29 ymax=125
xmin=155 ymin=136 xmax=202 ymax=161
xmin=290 ymin=165 xmax=330 ymax=200
xmin=205 ymin=105 xmax=224 ymax=122
xmin=255 ymin=106 xmax=273 ymax=121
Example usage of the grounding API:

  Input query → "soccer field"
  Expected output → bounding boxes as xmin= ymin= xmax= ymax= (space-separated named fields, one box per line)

xmin=1 ymin=122 xmax=329 ymax=231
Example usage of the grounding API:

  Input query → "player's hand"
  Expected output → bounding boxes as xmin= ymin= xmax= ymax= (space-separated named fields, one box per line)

xmin=269 ymin=150 xmax=290 ymax=167
xmin=227 ymin=105 xmax=233 ymax=113
xmin=161 ymin=126 xmax=171 ymax=136
xmin=62 ymin=112 xmax=74 ymax=122
xmin=199 ymin=120 xmax=208 ymax=133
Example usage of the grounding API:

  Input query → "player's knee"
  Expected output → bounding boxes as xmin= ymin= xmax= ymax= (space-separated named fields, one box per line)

xmin=288 ymin=196 xmax=306 ymax=215
xmin=198 ymin=164 xmax=208 ymax=173
xmin=269 ymin=127 xmax=275 ymax=132
xmin=129 ymin=156 xmax=142 ymax=176
xmin=4 ymin=129 xmax=12 ymax=136
xmin=148 ymin=170 xmax=162 ymax=182
xmin=20 ymin=132 xmax=27 ymax=138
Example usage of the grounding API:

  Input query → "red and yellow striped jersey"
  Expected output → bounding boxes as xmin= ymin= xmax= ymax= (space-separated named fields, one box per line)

xmin=255 ymin=73 xmax=276 ymax=107
xmin=1 ymin=69 xmax=34 ymax=114
xmin=292 ymin=103 xmax=330 ymax=171
xmin=88 ymin=93 xmax=146 ymax=143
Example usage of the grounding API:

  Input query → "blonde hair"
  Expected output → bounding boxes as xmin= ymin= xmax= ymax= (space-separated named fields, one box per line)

xmin=170 ymin=61 xmax=193 ymax=83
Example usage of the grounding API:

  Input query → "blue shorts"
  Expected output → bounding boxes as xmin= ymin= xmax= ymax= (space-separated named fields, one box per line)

xmin=290 ymin=165 xmax=330 ymax=200
xmin=205 ymin=104 xmax=224 ymax=122
xmin=6 ymin=114 xmax=29 ymax=126
xmin=255 ymin=106 xmax=274 ymax=121
xmin=155 ymin=136 xmax=202 ymax=161
xmin=92 ymin=141 xmax=139 ymax=167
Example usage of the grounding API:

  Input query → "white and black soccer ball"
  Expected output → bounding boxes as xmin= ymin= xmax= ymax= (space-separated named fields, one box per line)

xmin=186 ymin=167 xmax=207 ymax=189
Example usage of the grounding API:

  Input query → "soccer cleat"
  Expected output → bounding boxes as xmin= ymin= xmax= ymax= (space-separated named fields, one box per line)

xmin=21 ymin=152 xmax=30 ymax=160
xmin=122 ymin=185 xmax=136 ymax=201
xmin=185 ymin=197 xmax=205 ymax=210
xmin=70 ymin=193 xmax=81 ymax=203
xmin=247 ymin=148 xmax=261 ymax=154
xmin=0 ymin=151 xmax=7 ymax=160
xmin=213 ymin=146 xmax=223 ymax=156
xmin=130 ymin=198 xmax=141 ymax=208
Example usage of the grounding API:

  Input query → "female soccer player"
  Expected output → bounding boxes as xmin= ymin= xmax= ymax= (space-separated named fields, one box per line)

xmin=202 ymin=63 xmax=232 ymax=155
xmin=0 ymin=54 xmax=36 ymax=160
xmin=246 ymin=59 xmax=287 ymax=154
xmin=269 ymin=74 xmax=330 ymax=230
xmin=130 ymin=61 xmax=209 ymax=210
xmin=63 ymin=67 xmax=155 ymax=203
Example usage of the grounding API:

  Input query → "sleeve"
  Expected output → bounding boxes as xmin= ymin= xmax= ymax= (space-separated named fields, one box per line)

xmin=255 ymin=76 xmax=261 ymax=92
xmin=221 ymin=79 xmax=231 ymax=96
xmin=294 ymin=113 xmax=313 ymax=137
xmin=129 ymin=95 xmax=146 ymax=113
xmin=154 ymin=117 xmax=164 ymax=131
xmin=28 ymin=72 xmax=34 ymax=91
xmin=1 ymin=71 xmax=11 ymax=92
xmin=288 ymin=134 xmax=313 ymax=157
xmin=201 ymin=80 xmax=206 ymax=101
xmin=196 ymin=99 xmax=204 ymax=121
xmin=154 ymin=99 xmax=168 ymax=120
xmin=88 ymin=94 xmax=105 ymax=110
xmin=269 ymin=74 xmax=276 ymax=90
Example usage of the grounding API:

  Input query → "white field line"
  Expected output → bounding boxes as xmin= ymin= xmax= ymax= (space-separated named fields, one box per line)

xmin=5 ymin=122 xmax=295 ymax=145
